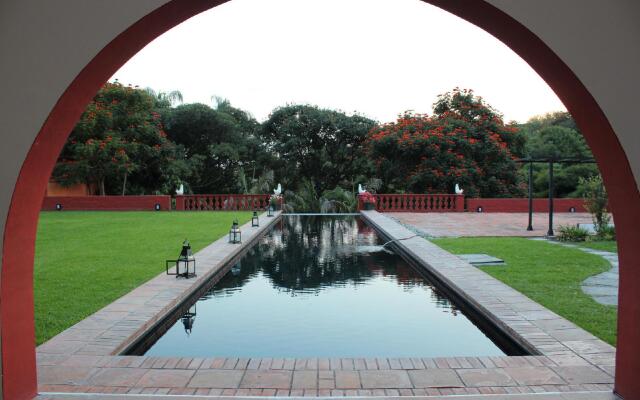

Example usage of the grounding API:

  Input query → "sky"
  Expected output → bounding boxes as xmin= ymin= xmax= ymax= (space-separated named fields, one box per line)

xmin=112 ymin=0 xmax=566 ymax=124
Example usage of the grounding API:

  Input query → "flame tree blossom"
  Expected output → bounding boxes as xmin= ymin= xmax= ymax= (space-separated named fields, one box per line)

xmin=53 ymin=82 xmax=189 ymax=195
xmin=367 ymin=88 xmax=525 ymax=197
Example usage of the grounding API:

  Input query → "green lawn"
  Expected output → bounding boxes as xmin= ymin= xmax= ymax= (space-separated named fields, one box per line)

xmin=35 ymin=211 xmax=251 ymax=345
xmin=431 ymin=237 xmax=617 ymax=346
xmin=573 ymin=240 xmax=618 ymax=253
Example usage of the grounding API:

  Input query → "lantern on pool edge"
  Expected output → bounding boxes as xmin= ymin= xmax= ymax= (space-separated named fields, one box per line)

xmin=267 ymin=205 xmax=274 ymax=217
xmin=166 ymin=239 xmax=196 ymax=278
xmin=229 ymin=219 xmax=242 ymax=243
xmin=252 ymin=211 xmax=259 ymax=227
xmin=181 ymin=304 xmax=197 ymax=335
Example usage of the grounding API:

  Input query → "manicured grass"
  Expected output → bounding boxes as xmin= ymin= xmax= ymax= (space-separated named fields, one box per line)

xmin=572 ymin=240 xmax=618 ymax=253
xmin=35 ymin=211 xmax=251 ymax=345
xmin=431 ymin=237 xmax=617 ymax=346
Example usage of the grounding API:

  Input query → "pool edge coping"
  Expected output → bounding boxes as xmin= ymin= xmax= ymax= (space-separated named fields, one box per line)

xmin=359 ymin=211 xmax=615 ymax=375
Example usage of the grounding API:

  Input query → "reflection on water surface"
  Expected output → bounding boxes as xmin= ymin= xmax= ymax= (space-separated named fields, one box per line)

xmin=144 ymin=216 xmax=505 ymax=357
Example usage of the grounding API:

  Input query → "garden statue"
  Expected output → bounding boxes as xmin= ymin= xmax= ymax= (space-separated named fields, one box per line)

xmin=455 ymin=183 xmax=464 ymax=195
xmin=176 ymin=183 xmax=184 ymax=195
xmin=358 ymin=184 xmax=366 ymax=194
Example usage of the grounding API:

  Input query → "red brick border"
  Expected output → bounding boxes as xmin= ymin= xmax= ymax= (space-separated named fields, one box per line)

xmin=42 ymin=196 xmax=171 ymax=211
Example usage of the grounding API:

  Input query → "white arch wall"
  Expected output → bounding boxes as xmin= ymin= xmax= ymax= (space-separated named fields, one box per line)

xmin=1 ymin=0 xmax=639 ymax=397
xmin=489 ymin=0 xmax=640 ymax=188
xmin=0 ymin=0 xmax=168 ymax=240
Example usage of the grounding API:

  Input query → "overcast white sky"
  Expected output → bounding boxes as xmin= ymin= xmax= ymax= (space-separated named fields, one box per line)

xmin=113 ymin=0 xmax=566 ymax=123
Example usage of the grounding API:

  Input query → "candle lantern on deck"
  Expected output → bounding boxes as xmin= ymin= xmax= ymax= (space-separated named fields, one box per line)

xmin=267 ymin=205 xmax=274 ymax=217
xmin=229 ymin=219 xmax=242 ymax=243
xmin=251 ymin=211 xmax=259 ymax=227
xmin=181 ymin=304 xmax=197 ymax=335
xmin=166 ymin=239 xmax=196 ymax=278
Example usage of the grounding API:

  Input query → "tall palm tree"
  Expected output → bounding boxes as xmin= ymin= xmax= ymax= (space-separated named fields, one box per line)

xmin=145 ymin=88 xmax=184 ymax=107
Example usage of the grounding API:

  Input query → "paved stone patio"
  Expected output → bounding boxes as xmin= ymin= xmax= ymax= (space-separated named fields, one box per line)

xmin=37 ymin=392 xmax=618 ymax=399
xmin=388 ymin=213 xmax=592 ymax=238
xmin=36 ymin=211 xmax=617 ymax=397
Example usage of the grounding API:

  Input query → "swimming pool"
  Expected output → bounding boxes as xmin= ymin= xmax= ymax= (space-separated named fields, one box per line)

xmin=137 ymin=215 xmax=519 ymax=358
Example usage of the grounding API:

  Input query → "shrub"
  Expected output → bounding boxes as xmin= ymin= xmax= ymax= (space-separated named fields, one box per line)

xmin=557 ymin=225 xmax=590 ymax=242
xmin=580 ymin=175 xmax=611 ymax=235
xmin=589 ymin=225 xmax=616 ymax=241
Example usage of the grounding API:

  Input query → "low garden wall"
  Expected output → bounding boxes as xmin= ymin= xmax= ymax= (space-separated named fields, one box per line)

xmin=466 ymin=198 xmax=587 ymax=213
xmin=175 ymin=194 xmax=272 ymax=211
xmin=42 ymin=195 xmax=171 ymax=211
xmin=358 ymin=194 xmax=587 ymax=213
xmin=42 ymin=195 xmax=587 ymax=213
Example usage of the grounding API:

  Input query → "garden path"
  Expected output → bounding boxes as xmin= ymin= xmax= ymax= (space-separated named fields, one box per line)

xmin=532 ymin=239 xmax=618 ymax=307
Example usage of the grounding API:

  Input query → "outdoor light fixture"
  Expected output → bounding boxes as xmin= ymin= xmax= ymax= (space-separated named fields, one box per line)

xmin=476 ymin=206 xmax=483 ymax=213
xmin=229 ymin=219 xmax=242 ymax=243
xmin=154 ymin=203 xmax=161 ymax=211
xmin=55 ymin=203 xmax=63 ymax=211
xmin=252 ymin=211 xmax=259 ymax=227
xmin=569 ymin=206 xmax=576 ymax=213
xmin=181 ymin=304 xmax=197 ymax=335
xmin=267 ymin=205 xmax=274 ymax=217
xmin=166 ymin=239 xmax=196 ymax=278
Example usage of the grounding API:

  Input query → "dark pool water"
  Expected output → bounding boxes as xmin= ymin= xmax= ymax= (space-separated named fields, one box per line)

xmin=144 ymin=216 xmax=506 ymax=357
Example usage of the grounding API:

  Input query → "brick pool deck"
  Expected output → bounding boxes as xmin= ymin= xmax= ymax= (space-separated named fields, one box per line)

xmin=36 ymin=211 xmax=616 ymax=398
xmin=388 ymin=213 xmax=592 ymax=237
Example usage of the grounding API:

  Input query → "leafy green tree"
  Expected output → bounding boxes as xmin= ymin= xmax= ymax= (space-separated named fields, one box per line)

xmin=165 ymin=101 xmax=269 ymax=193
xmin=368 ymin=88 xmax=525 ymax=197
xmin=261 ymin=105 xmax=376 ymax=194
xmin=53 ymin=82 xmax=187 ymax=195
xmin=520 ymin=112 xmax=599 ymax=197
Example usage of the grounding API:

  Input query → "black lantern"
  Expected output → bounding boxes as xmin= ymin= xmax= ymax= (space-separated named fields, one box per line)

xmin=154 ymin=203 xmax=161 ymax=211
xmin=267 ymin=205 xmax=274 ymax=217
xmin=55 ymin=203 xmax=63 ymax=211
xmin=476 ymin=206 xmax=483 ymax=213
xmin=252 ymin=211 xmax=259 ymax=227
xmin=166 ymin=239 xmax=196 ymax=278
xmin=229 ymin=219 xmax=241 ymax=243
xmin=181 ymin=304 xmax=197 ymax=335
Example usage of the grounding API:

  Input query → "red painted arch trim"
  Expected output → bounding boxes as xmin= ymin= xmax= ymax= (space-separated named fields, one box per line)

xmin=3 ymin=1 xmax=638 ymax=398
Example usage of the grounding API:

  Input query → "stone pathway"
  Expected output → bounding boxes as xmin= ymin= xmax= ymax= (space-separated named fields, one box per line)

xmin=389 ymin=213 xmax=592 ymax=238
xmin=534 ymin=239 xmax=618 ymax=307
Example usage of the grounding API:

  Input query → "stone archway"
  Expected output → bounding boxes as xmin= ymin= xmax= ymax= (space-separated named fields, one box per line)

xmin=2 ymin=0 xmax=638 ymax=398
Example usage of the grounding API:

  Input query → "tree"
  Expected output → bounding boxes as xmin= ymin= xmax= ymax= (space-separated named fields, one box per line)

xmin=520 ymin=112 xmax=599 ymax=197
xmin=368 ymin=88 xmax=524 ymax=197
xmin=164 ymin=101 xmax=269 ymax=193
xmin=260 ymin=105 xmax=376 ymax=194
xmin=53 ymin=82 xmax=187 ymax=195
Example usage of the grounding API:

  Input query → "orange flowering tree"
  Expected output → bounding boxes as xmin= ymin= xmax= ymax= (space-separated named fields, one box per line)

xmin=367 ymin=88 xmax=525 ymax=197
xmin=54 ymin=82 xmax=187 ymax=195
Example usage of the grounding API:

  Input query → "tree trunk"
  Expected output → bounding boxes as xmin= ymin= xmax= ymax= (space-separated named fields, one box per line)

xmin=122 ymin=172 xmax=128 ymax=195
xmin=99 ymin=179 xmax=106 ymax=196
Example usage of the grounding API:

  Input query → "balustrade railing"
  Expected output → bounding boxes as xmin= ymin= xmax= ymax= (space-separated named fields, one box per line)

xmin=359 ymin=194 xmax=464 ymax=212
xmin=175 ymin=194 xmax=272 ymax=211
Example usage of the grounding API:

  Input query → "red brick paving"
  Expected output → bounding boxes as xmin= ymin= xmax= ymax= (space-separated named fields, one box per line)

xmin=388 ymin=212 xmax=592 ymax=237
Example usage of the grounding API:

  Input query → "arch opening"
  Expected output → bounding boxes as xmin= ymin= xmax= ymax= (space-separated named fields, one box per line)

xmin=2 ymin=1 xmax=638 ymax=398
